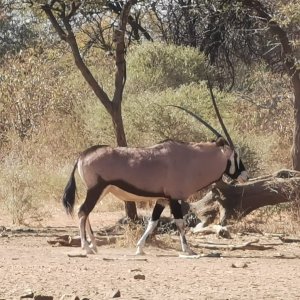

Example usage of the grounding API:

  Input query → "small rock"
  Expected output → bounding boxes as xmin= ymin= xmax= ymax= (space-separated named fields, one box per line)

xmin=231 ymin=262 xmax=248 ymax=268
xmin=59 ymin=295 xmax=80 ymax=300
xmin=107 ymin=289 xmax=121 ymax=298
xmin=129 ymin=268 xmax=142 ymax=273
xmin=133 ymin=274 xmax=146 ymax=280
xmin=206 ymin=252 xmax=221 ymax=258
xmin=34 ymin=296 xmax=53 ymax=300
xmin=20 ymin=289 xmax=34 ymax=299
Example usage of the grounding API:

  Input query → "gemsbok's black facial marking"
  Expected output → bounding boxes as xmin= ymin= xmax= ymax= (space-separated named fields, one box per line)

xmin=225 ymin=151 xmax=247 ymax=180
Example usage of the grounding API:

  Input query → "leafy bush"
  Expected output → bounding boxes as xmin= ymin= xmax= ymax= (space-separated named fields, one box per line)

xmin=127 ymin=42 xmax=208 ymax=93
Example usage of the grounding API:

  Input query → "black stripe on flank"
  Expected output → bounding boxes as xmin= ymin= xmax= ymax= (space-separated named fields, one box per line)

xmin=107 ymin=179 xmax=167 ymax=199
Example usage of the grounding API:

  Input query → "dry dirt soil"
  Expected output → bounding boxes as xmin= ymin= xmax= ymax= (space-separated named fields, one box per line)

xmin=1 ymin=208 xmax=300 ymax=300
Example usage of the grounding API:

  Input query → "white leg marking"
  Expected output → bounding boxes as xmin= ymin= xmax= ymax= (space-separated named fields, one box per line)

xmin=86 ymin=217 xmax=97 ymax=254
xmin=136 ymin=220 xmax=159 ymax=255
xmin=79 ymin=215 xmax=94 ymax=254
xmin=175 ymin=219 xmax=196 ymax=255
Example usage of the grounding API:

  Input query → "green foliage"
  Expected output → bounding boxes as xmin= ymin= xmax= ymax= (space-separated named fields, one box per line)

xmin=123 ymin=82 xmax=235 ymax=145
xmin=0 ymin=42 xmax=294 ymax=223
xmin=127 ymin=42 xmax=208 ymax=93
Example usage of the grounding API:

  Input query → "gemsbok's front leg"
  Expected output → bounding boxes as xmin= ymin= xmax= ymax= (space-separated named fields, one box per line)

xmin=136 ymin=199 xmax=168 ymax=255
xmin=170 ymin=200 xmax=196 ymax=256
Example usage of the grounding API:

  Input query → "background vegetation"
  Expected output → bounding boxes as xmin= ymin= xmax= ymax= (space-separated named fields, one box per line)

xmin=0 ymin=0 xmax=298 ymax=226
xmin=0 ymin=42 xmax=293 ymax=224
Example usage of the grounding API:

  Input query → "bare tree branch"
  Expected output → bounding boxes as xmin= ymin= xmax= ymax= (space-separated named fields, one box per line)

xmin=41 ymin=3 xmax=67 ymax=41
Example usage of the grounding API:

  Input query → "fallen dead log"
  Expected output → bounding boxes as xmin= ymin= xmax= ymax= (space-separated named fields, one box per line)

xmin=67 ymin=253 xmax=87 ymax=258
xmin=279 ymin=236 xmax=300 ymax=243
xmin=101 ymin=257 xmax=148 ymax=262
xmin=47 ymin=235 xmax=117 ymax=247
xmin=179 ymin=252 xmax=221 ymax=259
xmin=191 ymin=239 xmax=273 ymax=251
xmin=189 ymin=169 xmax=300 ymax=226
xmin=192 ymin=224 xmax=231 ymax=238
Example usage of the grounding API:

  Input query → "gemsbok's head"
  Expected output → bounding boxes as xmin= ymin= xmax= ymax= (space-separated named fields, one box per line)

xmin=170 ymin=82 xmax=249 ymax=183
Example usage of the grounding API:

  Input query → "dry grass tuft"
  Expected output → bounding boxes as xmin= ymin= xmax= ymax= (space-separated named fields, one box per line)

xmin=232 ymin=204 xmax=300 ymax=235
xmin=117 ymin=222 xmax=145 ymax=248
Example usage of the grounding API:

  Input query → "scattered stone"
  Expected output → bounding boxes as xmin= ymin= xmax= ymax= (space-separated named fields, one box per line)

xmin=0 ymin=231 xmax=8 ymax=237
xmin=129 ymin=268 xmax=142 ymax=273
xmin=133 ymin=274 xmax=146 ymax=280
xmin=20 ymin=289 xmax=34 ymax=299
xmin=107 ymin=289 xmax=121 ymax=298
xmin=231 ymin=262 xmax=248 ymax=268
xmin=59 ymin=295 xmax=80 ymax=300
xmin=206 ymin=252 xmax=221 ymax=258
xmin=34 ymin=295 xmax=53 ymax=300
xmin=67 ymin=253 xmax=87 ymax=258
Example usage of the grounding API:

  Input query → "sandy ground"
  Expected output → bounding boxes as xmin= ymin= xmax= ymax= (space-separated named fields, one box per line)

xmin=1 ymin=208 xmax=300 ymax=300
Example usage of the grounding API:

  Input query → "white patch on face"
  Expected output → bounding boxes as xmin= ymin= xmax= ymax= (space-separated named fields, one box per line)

xmin=235 ymin=149 xmax=241 ymax=169
xmin=229 ymin=151 xmax=236 ymax=175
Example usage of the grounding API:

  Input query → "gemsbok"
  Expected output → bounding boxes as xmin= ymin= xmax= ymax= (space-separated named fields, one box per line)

xmin=62 ymin=84 xmax=248 ymax=255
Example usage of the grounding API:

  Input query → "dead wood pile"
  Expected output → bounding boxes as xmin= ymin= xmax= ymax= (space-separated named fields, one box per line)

xmin=189 ymin=169 xmax=300 ymax=226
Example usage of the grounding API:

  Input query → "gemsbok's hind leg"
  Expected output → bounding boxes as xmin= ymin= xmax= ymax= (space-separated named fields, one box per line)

xmin=136 ymin=199 xmax=168 ymax=255
xmin=78 ymin=183 xmax=104 ymax=254
xmin=86 ymin=217 xmax=97 ymax=253
xmin=170 ymin=200 xmax=196 ymax=255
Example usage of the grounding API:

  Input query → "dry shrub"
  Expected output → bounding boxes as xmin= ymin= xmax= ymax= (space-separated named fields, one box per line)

xmin=0 ymin=139 xmax=42 ymax=225
xmin=0 ymin=47 xmax=114 ymax=223
xmin=232 ymin=203 xmax=300 ymax=235
xmin=0 ymin=49 xmax=76 ymax=143
xmin=117 ymin=222 xmax=180 ymax=251
xmin=1 ymin=171 xmax=35 ymax=225
xmin=234 ymin=66 xmax=293 ymax=174
xmin=117 ymin=222 xmax=145 ymax=248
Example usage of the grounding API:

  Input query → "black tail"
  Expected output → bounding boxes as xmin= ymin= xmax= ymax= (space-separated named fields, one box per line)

xmin=62 ymin=161 xmax=78 ymax=215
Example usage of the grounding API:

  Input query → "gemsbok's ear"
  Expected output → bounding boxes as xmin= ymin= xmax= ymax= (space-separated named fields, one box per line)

xmin=215 ymin=137 xmax=228 ymax=147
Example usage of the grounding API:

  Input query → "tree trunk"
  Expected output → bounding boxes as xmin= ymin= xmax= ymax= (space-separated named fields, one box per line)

xmin=41 ymin=1 xmax=138 ymax=220
xmin=292 ymin=76 xmax=300 ymax=170
xmin=189 ymin=169 xmax=300 ymax=226
xmin=110 ymin=104 xmax=138 ymax=220
xmin=111 ymin=0 xmax=138 ymax=220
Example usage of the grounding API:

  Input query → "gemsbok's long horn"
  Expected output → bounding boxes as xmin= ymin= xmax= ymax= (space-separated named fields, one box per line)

xmin=167 ymin=105 xmax=222 ymax=138
xmin=207 ymin=80 xmax=234 ymax=148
